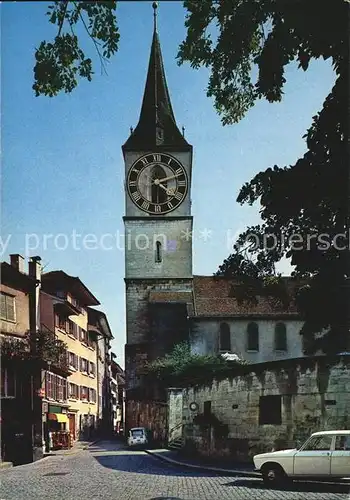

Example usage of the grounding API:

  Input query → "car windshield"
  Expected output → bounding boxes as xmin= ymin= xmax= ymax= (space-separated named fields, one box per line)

xmin=131 ymin=429 xmax=145 ymax=438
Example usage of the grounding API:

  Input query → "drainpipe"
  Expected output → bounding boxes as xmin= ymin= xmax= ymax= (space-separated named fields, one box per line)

xmin=28 ymin=256 xmax=43 ymax=462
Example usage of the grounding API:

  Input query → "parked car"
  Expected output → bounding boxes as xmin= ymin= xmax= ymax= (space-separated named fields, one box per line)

xmin=253 ymin=430 xmax=350 ymax=487
xmin=127 ymin=427 xmax=150 ymax=448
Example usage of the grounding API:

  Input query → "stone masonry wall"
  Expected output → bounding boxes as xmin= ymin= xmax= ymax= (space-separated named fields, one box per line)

xmin=176 ymin=356 xmax=350 ymax=462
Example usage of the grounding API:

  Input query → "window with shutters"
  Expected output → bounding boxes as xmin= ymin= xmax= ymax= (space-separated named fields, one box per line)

xmin=68 ymin=352 xmax=78 ymax=370
xmin=80 ymin=357 xmax=88 ymax=374
xmin=46 ymin=372 xmax=53 ymax=399
xmin=80 ymin=328 xmax=88 ymax=345
xmin=80 ymin=386 xmax=89 ymax=401
xmin=69 ymin=383 xmax=79 ymax=399
xmin=89 ymin=388 xmax=97 ymax=403
xmin=0 ymin=293 xmax=16 ymax=322
xmin=89 ymin=361 xmax=95 ymax=376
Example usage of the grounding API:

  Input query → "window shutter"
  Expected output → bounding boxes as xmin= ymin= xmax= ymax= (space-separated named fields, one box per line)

xmin=0 ymin=294 xmax=6 ymax=318
xmin=6 ymin=296 xmax=15 ymax=321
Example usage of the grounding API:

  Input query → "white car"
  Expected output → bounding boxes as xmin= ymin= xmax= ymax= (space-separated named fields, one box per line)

xmin=127 ymin=427 xmax=149 ymax=448
xmin=253 ymin=430 xmax=350 ymax=487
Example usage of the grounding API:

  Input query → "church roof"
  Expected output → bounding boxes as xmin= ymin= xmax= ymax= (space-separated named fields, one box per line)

xmin=191 ymin=276 xmax=301 ymax=318
xmin=122 ymin=5 xmax=192 ymax=152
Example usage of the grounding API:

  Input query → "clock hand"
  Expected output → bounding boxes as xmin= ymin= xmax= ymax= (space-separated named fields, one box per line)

xmin=158 ymin=173 xmax=182 ymax=183
xmin=157 ymin=183 xmax=168 ymax=192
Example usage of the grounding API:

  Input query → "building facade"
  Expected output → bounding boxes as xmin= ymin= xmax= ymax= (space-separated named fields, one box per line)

xmin=87 ymin=307 xmax=114 ymax=436
xmin=41 ymin=271 xmax=101 ymax=442
xmin=123 ymin=5 xmax=306 ymax=411
xmin=110 ymin=356 xmax=125 ymax=434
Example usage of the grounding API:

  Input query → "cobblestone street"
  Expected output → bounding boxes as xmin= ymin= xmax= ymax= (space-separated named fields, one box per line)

xmin=0 ymin=441 xmax=349 ymax=500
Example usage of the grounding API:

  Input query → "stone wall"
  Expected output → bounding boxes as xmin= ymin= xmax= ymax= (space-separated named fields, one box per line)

xmin=173 ymin=355 xmax=350 ymax=463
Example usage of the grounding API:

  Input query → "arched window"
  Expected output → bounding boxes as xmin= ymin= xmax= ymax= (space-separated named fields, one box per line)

xmin=219 ymin=322 xmax=231 ymax=351
xmin=155 ymin=241 xmax=162 ymax=263
xmin=247 ymin=322 xmax=259 ymax=351
xmin=151 ymin=165 xmax=167 ymax=204
xmin=275 ymin=322 xmax=287 ymax=351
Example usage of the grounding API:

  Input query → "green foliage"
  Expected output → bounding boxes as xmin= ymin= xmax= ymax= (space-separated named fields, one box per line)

xmin=144 ymin=342 xmax=246 ymax=387
xmin=179 ymin=0 xmax=349 ymax=353
xmin=1 ymin=330 xmax=69 ymax=371
xmin=34 ymin=1 xmax=119 ymax=96
xmin=178 ymin=0 xmax=345 ymax=124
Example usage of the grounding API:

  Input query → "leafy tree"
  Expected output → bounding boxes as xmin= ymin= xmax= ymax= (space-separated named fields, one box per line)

xmin=177 ymin=0 xmax=349 ymax=354
xmin=33 ymin=1 xmax=119 ymax=96
xmin=144 ymin=342 xmax=245 ymax=387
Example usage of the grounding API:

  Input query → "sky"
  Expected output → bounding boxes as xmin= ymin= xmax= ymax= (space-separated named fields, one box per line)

xmin=1 ymin=1 xmax=335 ymax=367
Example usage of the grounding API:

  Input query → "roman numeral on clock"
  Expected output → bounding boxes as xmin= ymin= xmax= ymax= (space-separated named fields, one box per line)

xmin=167 ymin=201 xmax=173 ymax=209
xmin=178 ymin=180 xmax=186 ymax=187
xmin=154 ymin=205 xmax=161 ymax=213
xmin=153 ymin=154 xmax=161 ymax=162
xmin=174 ymin=192 xmax=183 ymax=200
xmin=175 ymin=168 xmax=182 ymax=175
xmin=129 ymin=181 xmax=136 ymax=187
xmin=141 ymin=200 xmax=150 ymax=210
xmin=132 ymin=192 xmax=141 ymax=202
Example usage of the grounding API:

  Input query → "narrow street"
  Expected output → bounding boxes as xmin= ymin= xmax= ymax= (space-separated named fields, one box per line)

xmin=0 ymin=441 xmax=349 ymax=500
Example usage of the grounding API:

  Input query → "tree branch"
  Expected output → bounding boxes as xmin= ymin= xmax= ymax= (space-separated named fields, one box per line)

xmin=77 ymin=9 xmax=108 ymax=76
xmin=57 ymin=1 xmax=70 ymax=37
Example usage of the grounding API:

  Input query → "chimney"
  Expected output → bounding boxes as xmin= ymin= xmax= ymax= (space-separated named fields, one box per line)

xmin=10 ymin=254 xmax=25 ymax=273
xmin=28 ymin=256 xmax=42 ymax=332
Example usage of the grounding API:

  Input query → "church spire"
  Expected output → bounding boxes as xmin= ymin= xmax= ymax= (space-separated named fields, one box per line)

xmin=123 ymin=1 xmax=191 ymax=152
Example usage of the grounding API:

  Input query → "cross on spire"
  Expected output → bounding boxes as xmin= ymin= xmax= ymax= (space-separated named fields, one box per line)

xmin=153 ymin=1 xmax=158 ymax=33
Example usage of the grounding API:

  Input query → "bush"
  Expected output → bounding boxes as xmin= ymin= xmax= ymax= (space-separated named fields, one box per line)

xmin=144 ymin=342 xmax=246 ymax=387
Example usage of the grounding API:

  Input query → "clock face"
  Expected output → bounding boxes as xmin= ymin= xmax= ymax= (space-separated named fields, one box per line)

xmin=127 ymin=153 xmax=188 ymax=214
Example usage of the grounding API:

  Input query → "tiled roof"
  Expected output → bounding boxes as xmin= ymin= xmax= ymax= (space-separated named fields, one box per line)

xmin=192 ymin=275 xmax=301 ymax=318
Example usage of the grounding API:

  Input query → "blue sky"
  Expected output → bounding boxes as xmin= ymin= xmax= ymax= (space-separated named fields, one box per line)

xmin=2 ymin=1 xmax=335 ymax=366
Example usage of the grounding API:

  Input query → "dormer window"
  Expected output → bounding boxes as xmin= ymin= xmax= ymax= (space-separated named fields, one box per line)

xmin=155 ymin=241 xmax=162 ymax=263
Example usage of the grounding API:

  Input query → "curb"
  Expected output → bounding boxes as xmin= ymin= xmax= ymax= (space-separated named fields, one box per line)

xmin=81 ymin=439 xmax=102 ymax=450
xmin=0 ymin=462 xmax=13 ymax=469
xmin=145 ymin=450 xmax=260 ymax=477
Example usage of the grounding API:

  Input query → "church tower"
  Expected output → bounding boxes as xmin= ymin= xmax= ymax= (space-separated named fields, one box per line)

xmin=122 ymin=3 xmax=193 ymax=397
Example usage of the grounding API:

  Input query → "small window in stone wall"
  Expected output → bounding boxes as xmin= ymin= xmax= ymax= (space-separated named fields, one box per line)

xmin=247 ymin=322 xmax=259 ymax=351
xmin=259 ymin=395 xmax=282 ymax=425
xmin=275 ymin=322 xmax=287 ymax=351
xmin=219 ymin=322 xmax=231 ymax=351
xmin=203 ymin=401 xmax=211 ymax=416
xmin=155 ymin=241 xmax=162 ymax=263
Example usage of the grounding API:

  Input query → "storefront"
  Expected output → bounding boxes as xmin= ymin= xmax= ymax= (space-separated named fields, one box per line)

xmin=43 ymin=404 xmax=72 ymax=451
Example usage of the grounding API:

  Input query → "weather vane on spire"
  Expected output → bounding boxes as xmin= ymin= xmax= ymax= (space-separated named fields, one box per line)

xmin=152 ymin=1 xmax=158 ymax=32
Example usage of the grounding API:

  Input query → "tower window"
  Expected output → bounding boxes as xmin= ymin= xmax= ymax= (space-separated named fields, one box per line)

xmin=219 ymin=322 xmax=231 ymax=351
xmin=151 ymin=165 xmax=167 ymax=204
xmin=274 ymin=322 xmax=287 ymax=351
xmin=247 ymin=322 xmax=259 ymax=351
xmin=155 ymin=241 xmax=162 ymax=263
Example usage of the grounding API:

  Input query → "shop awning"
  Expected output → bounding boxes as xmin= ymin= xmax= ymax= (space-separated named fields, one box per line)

xmin=48 ymin=413 xmax=68 ymax=423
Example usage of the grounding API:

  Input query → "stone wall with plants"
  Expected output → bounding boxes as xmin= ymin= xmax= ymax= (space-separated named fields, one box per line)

xmin=171 ymin=355 xmax=350 ymax=463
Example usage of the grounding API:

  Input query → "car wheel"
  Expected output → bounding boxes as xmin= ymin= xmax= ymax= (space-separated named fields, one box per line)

xmin=262 ymin=464 xmax=286 ymax=488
